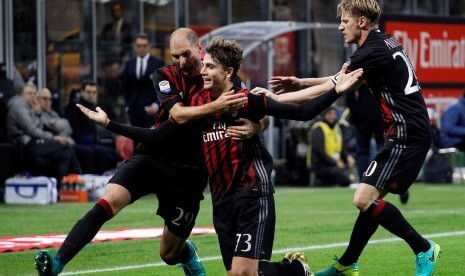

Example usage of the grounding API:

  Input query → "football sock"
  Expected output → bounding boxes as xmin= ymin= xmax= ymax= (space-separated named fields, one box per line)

xmin=258 ymin=260 xmax=304 ymax=276
xmin=371 ymin=198 xmax=430 ymax=254
xmin=57 ymin=199 xmax=114 ymax=265
xmin=339 ymin=198 xmax=430 ymax=265
xmin=338 ymin=202 xmax=380 ymax=266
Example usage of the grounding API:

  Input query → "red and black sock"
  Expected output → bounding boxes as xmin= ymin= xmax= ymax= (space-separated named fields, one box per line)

xmin=56 ymin=199 xmax=114 ymax=265
xmin=371 ymin=198 xmax=430 ymax=254
xmin=339 ymin=198 xmax=430 ymax=266
xmin=338 ymin=201 xmax=380 ymax=266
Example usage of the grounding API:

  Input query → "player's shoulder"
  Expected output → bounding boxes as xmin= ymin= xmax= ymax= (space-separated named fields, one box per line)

xmin=349 ymin=30 xmax=393 ymax=66
xmin=157 ymin=63 xmax=178 ymax=76
xmin=153 ymin=64 xmax=180 ymax=83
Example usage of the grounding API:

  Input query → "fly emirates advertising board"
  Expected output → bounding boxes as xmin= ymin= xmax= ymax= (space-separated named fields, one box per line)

xmin=381 ymin=15 xmax=465 ymax=98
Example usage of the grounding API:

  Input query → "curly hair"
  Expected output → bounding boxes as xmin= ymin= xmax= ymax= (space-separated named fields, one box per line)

xmin=206 ymin=36 xmax=243 ymax=81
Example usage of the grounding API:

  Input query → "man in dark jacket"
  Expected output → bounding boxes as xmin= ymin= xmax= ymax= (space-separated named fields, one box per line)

xmin=121 ymin=33 xmax=165 ymax=128
xmin=99 ymin=1 xmax=134 ymax=62
xmin=65 ymin=81 xmax=121 ymax=174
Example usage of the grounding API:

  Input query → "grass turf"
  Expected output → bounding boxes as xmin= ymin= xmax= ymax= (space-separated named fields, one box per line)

xmin=0 ymin=183 xmax=464 ymax=275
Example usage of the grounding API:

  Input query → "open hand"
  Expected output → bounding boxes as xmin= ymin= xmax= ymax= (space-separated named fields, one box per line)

xmin=76 ymin=104 xmax=110 ymax=127
xmin=250 ymin=87 xmax=277 ymax=100
xmin=215 ymin=90 xmax=248 ymax=113
xmin=226 ymin=118 xmax=261 ymax=140
xmin=334 ymin=64 xmax=364 ymax=94
xmin=268 ymin=76 xmax=301 ymax=94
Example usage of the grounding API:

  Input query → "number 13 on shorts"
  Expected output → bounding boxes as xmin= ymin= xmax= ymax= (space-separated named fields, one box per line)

xmin=235 ymin=233 xmax=252 ymax=252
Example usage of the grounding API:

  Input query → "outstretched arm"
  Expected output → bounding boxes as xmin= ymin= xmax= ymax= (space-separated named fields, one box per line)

xmin=249 ymin=67 xmax=363 ymax=121
xmin=76 ymin=103 xmax=178 ymax=145
xmin=253 ymin=64 xmax=361 ymax=104
xmin=268 ymin=76 xmax=332 ymax=94
xmin=251 ymin=79 xmax=335 ymax=104
xmin=257 ymin=88 xmax=341 ymax=121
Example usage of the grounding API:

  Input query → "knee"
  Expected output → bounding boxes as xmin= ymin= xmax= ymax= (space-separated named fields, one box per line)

xmin=101 ymin=197 xmax=125 ymax=215
xmin=101 ymin=186 xmax=130 ymax=215
xmin=352 ymin=194 xmax=372 ymax=211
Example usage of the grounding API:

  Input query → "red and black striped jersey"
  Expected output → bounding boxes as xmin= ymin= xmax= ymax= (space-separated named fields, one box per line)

xmin=346 ymin=29 xmax=431 ymax=148
xmin=190 ymin=87 xmax=274 ymax=205
xmin=136 ymin=64 xmax=205 ymax=170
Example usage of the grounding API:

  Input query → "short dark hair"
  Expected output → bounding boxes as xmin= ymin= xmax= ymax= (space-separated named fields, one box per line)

xmin=81 ymin=80 xmax=97 ymax=91
xmin=135 ymin=32 xmax=149 ymax=42
xmin=206 ymin=36 xmax=243 ymax=81
xmin=112 ymin=1 xmax=123 ymax=10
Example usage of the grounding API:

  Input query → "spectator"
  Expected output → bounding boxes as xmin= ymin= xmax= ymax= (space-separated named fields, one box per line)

xmin=99 ymin=1 xmax=134 ymax=63
xmin=6 ymin=83 xmax=77 ymax=187
xmin=439 ymin=90 xmax=465 ymax=150
xmin=37 ymin=88 xmax=82 ymax=174
xmin=65 ymin=81 xmax=121 ymax=174
xmin=309 ymin=106 xmax=355 ymax=186
xmin=38 ymin=88 xmax=74 ymax=144
xmin=121 ymin=33 xmax=165 ymax=128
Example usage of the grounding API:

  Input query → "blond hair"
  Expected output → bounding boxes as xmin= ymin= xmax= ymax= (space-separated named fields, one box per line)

xmin=337 ymin=0 xmax=381 ymax=26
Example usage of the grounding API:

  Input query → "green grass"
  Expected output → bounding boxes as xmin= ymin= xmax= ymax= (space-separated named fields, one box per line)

xmin=1 ymin=183 xmax=464 ymax=275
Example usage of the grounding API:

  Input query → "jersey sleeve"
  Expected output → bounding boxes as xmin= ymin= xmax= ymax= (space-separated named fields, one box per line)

xmin=105 ymin=118 xmax=180 ymax=145
xmin=238 ymin=90 xmax=265 ymax=122
xmin=248 ymin=88 xmax=340 ymax=121
xmin=152 ymin=66 xmax=183 ymax=112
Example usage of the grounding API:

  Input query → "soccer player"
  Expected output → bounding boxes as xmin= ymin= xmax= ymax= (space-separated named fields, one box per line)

xmin=76 ymin=35 xmax=363 ymax=276
xmin=34 ymin=28 xmax=254 ymax=276
xmin=316 ymin=1 xmax=441 ymax=275
xmin=194 ymin=37 xmax=313 ymax=276
xmin=264 ymin=1 xmax=441 ymax=275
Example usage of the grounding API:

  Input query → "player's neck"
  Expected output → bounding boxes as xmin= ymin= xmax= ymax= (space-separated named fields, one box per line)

xmin=211 ymin=82 xmax=233 ymax=98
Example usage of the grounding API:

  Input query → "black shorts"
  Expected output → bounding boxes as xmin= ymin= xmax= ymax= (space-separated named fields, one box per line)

xmin=109 ymin=154 xmax=207 ymax=238
xmin=361 ymin=145 xmax=428 ymax=194
xmin=213 ymin=195 xmax=275 ymax=271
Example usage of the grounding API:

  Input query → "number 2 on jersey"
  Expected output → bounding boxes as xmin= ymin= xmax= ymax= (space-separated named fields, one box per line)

xmin=392 ymin=50 xmax=420 ymax=95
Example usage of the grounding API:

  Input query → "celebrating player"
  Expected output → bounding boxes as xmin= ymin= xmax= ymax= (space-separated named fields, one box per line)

xmin=262 ymin=1 xmax=441 ymax=275
xmin=34 ymin=28 xmax=258 ymax=276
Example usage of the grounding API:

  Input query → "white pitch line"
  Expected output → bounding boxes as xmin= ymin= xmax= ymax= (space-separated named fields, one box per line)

xmin=62 ymin=230 xmax=465 ymax=275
